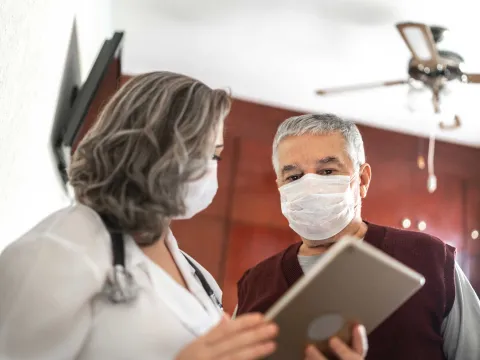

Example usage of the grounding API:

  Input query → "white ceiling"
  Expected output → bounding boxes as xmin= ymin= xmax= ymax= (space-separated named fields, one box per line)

xmin=112 ymin=0 xmax=480 ymax=147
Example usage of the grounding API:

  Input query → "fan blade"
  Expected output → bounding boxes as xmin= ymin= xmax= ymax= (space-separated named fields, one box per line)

xmin=465 ymin=74 xmax=480 ymax=83
xmin=396 ymin=22 xmax=439 ymax=63
xmin=315 ymin=80 xmax=408 ymax=96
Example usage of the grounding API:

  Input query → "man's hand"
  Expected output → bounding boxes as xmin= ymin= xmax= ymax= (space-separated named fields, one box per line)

xmin=305 ymin=324 xmax=368 ymax=360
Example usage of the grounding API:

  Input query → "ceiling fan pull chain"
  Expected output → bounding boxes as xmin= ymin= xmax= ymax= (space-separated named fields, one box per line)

xmin=427 ymin=129 xmax=437 ymax=194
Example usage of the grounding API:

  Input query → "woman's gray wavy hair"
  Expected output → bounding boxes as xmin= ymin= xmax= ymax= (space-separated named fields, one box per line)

xmin=69 ymin=71 xmax=231 ymax=246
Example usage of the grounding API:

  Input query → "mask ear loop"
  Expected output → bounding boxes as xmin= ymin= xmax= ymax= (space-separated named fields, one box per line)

xmin=348 ymin=169 xmax=361 ymax=183
xmin=354 ymin=166 xmax=365 ymax=195
xmin=348 ymin=167 xmax=364 ymax=210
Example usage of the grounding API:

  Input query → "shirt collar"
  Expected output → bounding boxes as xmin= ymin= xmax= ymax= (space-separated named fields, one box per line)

xmin=124 ymin=230 xmax=196 ymax=275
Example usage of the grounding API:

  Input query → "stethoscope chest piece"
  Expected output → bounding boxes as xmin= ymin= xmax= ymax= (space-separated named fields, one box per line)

xmin=103 ymin=264 xmax=139 ymax=304
xmin=100 ymin=214 xmax=221 ymax=309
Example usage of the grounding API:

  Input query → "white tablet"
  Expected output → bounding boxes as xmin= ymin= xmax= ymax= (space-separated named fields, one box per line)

xmin=264 ymin=236 xmax=425 ymax=360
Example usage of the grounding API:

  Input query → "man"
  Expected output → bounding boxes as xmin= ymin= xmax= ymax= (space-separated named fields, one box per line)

xmin=235 ymin=114 xmax=480 ymax=359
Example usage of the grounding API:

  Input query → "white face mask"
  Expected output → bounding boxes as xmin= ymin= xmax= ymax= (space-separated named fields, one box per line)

xmin=175 ymin=160 xmax=218 ymax=219
xmin=279 ymin=173 xmax=357 ymax=242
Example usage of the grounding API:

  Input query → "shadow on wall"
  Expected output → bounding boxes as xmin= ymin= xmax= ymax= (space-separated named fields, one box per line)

xmin=50 ymin=18 xmax=82 ymax=194
xmin=0 ymin=14 xmax=81 ymax=252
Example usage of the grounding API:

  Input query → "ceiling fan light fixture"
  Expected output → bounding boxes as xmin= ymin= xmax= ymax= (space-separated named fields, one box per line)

xmin=406 ymin=85 xmax=431 ymax=112
xmin=408 ymin=78 xmax=424 ymax=89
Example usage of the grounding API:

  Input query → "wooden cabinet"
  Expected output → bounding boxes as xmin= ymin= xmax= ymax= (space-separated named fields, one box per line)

xmin=465 ymin=183 xmax=480 ymax=293
xmin=363 ymin=162 xmax=465 ymax=249
xmin=222 ymin=223 xmax=297 ymax=313
xmin=171 ymin=216 xmax=226 ymax=282
xmin=230 ymin=139 xmax=286 ymax=228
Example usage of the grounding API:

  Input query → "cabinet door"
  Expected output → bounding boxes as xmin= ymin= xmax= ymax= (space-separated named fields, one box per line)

xmin=363 ymin=160 xmax=464 ymax=250
xmin=221 ymin=138 xmax=297 ymax=312
xmin=465 ymin=183 xmax=480 ymax=293
xmin=407 ymin=171 xmax=464 ymax=249
xmin=230 ymin=138 xmax=287 ymax=228
xmin=222 ymin=223 xmax=297 ymax=313
xmin=171 ymin=216 xmax=226 ymax=282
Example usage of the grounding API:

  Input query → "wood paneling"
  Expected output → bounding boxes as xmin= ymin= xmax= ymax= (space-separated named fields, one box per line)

xmin=230 ymin=139 xmax=286 ymax=228
xmin=171 ymin=215 xmax=225 ymax=281
xmin=363 ymin=163 xmax=465 ymax=249
xmin=222 ymin=223 xmax=298 ymax=313
xmin=465 ymin=183 xmax=480 ymax=290
xmin=466 ymin=183 xmax=480 ymax=256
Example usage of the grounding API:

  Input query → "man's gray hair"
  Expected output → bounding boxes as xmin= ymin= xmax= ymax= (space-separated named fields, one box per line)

xmin=272 ymin=114 xmax=366 ymax=173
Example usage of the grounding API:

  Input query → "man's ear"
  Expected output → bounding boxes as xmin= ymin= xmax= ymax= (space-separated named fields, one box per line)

xmin=359 ymin=163 xmax=372 ymax=198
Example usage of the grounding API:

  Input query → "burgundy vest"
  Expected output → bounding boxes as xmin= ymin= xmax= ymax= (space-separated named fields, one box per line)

xmin=236 ymin=223 xmax=456 ymax=360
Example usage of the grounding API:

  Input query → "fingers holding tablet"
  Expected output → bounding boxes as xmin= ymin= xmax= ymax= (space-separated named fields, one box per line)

xmin=350 ymin=324 xmax=368 ymax=357
xmin=264 ymin=237 xmax=424 ymax=360
xmin=304 ymin=324 xmax=367 ymax=360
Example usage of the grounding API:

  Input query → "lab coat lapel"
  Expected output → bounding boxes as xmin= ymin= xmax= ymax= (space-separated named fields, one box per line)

xmin=165 ymin=231 xmax=222 ymax=322
xmin=126 ymin=231 xmax=221 ymax=337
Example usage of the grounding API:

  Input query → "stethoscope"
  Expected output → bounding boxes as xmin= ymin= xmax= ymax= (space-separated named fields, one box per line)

xmin=100 ymin=216 xmax=223 ymax=309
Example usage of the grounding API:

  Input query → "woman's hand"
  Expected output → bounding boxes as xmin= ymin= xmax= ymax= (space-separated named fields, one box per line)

xmin=305 ymin=324 xmax=368 ymax=360
xmin=176 ymin=313 xmax=278 ymax=360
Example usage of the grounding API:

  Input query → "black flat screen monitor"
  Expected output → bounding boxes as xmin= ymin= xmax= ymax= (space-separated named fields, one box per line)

xmin=54 ymin=31 xmax=124 ymax=184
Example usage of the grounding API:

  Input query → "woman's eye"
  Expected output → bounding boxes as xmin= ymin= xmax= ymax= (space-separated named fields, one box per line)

xmin=212 ymin=155 xmax=222 ymax=161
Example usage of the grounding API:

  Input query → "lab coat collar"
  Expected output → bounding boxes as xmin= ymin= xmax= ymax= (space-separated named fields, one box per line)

xmin=124 ymin=231 xmax=197 ymax=278
xmin=124 ymin=230 xmax=222 ymax=336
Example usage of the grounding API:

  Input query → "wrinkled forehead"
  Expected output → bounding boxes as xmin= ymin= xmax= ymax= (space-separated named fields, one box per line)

xmin=276 ymin=132 xmax=354 ymax=169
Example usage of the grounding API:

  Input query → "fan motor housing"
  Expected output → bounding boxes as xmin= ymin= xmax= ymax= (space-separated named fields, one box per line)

xmin=430 ymin=25 xmax=448 ymax=43
xmin=408 ymin=50 xmax=465 ymax=85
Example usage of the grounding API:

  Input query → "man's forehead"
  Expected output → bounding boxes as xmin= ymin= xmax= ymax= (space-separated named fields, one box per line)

xmin=277 ymin=132 xmax=347 ymax=159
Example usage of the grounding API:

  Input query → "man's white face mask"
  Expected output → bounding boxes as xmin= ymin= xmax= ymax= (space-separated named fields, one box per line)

xmin=279 ymin=173 xmax=358 ymax=242
xmin=175 ymin=159 xmax=218 ymax=219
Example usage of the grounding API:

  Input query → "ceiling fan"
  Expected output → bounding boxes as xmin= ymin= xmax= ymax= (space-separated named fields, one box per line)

xmin=315 ymin=22 xmax=480 ymax=130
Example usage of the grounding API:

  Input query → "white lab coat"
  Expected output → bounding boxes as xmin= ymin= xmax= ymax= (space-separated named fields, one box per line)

xmin=0 ymin=204 xmax=223 ymax=360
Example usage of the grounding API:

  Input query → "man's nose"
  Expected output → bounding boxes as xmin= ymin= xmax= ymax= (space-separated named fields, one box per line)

xmin=304 ymin=168 xmax=318 ymax=175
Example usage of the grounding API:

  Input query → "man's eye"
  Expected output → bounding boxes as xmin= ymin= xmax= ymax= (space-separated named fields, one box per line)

xmin=212 ymin=155 xmax=222 ymax=161
xmin=319 ymin=169 xmax=334 ymax=175
xmin=286 ymin=174 xmax=301 ymax=182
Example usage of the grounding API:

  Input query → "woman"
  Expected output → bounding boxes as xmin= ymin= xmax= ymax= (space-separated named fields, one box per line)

xmin=0 ymin=72 xmax=366 ymax=359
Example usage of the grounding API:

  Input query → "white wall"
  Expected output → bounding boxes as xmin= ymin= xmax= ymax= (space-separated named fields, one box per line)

xmin=0 ymin=0 xmax=113 ymax=252
xmin=76 ymin=0 xmax=113 ymax=81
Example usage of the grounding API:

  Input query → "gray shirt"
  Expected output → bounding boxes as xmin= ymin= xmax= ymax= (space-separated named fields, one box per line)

xmin=298 ymin=254 xmax=480 ymax=360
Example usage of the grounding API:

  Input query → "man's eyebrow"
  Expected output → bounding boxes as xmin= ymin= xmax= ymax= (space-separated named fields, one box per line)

xmin=281 ymin=164 xmax=298 ymax=175
xmin=215 ymin=144 xmax=224 ymax=148
xmin=316 ymin=156 xmax=341 ymax=165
